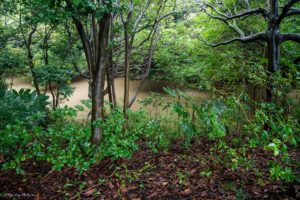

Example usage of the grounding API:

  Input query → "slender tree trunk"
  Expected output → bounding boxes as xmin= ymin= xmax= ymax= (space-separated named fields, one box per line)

xmin=266 ymin=0 xmax=280 ymax=102
xmin=128 ymin=24 xmax=159 ymax=107
xmin=91 ymin=13 xmax=111 ymax=145
xmin=48 ymin=82 xmax=56 ymax=109
xmin=43 ymin=40 xmax=49 ymax=65
xmin=123 ymin=24 xmax=131 ymax=115
xmin=26 ymin=26 xmax=41 ymax=95
xmin=55 ymin=82 xmax=61 ymax=108
xmin=28 ymin=47 xmax=41 ymax=95
xmin=19 ymin=14 xmax=40 ymax=96
xmin=106 ymin=62 xmax=114 ymax=107
xmin=109 ymin=46 xmax=117 ymax=107
xmin=108 ymin=17 xmax=117 ymax=107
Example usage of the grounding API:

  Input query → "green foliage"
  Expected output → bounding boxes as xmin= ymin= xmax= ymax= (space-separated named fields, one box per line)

xmin=0 ymin=104 xmax=150 ymax=173
xmin=139 ymin=87 xmax=299 ymax=183
xmin=0 ymin=88 xmax=48 ymax=129
xmin=200 ymin=170 xmax=212 ymax=177
xmin=98 ymin=107 xmax=142 ymax=160
xmin=35 ymin=65 xmax=76 ymax=107
xmin=140 ymin=88 xmax=238 ymax=149
xmin=0 ymin=106 xmax=95 ymax=173
xmin=246 ymin=103 xmax=299 ymax=149
xmin=176 ymin=171 xmax=189 ymax=185
xmin=0 ymin=124 xmax=33 ymax=173
xmin=269 ymin=162 xmax=295 ymax=183
xmin=0 ymin=48 xmax=25 ymax=74
xmin=143 ymin=119 xmax=172 ymax=152
xmin=244 ymin=102 xmax=299 ymax=181
xmin=0 ymin=78 xmax=7 ymax=98
xmin=35 ymin=65 xmax=76 ymax=85
xmin=194 ymin=100 xmax=227 ymax=140
xmin=154 ymin=21 xmax=204 ymax=88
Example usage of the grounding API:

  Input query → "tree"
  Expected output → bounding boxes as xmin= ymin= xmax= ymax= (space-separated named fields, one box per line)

xmin=64 ymin=0 xmax=113 ymax=145
xmin=198 ymin=0 xmax=300 ymax=101
xmin=18 ymin=9 xmax=41 ymax=95
xmin=2 ymin=0 xmax=62 ymax=96
xmin=118 ymin=0 xmax=179 ymax=114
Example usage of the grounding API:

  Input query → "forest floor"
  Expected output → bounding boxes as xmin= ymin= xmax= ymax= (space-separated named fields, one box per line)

xmin=0 ymin=139 xmax=299 ymax=200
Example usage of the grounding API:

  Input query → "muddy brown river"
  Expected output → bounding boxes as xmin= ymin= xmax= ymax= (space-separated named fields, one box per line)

xmin=6 ymin=76 xmax=299 ymax=120
xmin=6 ymin=77 xmax=210 ymax=120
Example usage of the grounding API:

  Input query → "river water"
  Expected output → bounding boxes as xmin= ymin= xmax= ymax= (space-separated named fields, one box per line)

xmin=6 ymin=77 xmax=210 ymax=120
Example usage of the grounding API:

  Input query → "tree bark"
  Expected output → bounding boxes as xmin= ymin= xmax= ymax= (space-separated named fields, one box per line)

xmin=123 ymin=23 xmax=131 ymax=115
xmin=107 ymin=20 xmax=117 ymax=107
xmin=265 ymin=0 xmax=280 ymax=102
xmin=26 ymin=26 xmax=41 ymax=95
xmin=91 ymin=13 xmax=111 ymax=145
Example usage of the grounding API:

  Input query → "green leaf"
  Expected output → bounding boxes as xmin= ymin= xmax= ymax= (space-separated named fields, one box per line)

xmin=266 ymin=143 xmax=280 ymax=156
xmin=73 ymin=0 xmax=81 ymax=6
xmin=163 ymin=87 xmax=177 ymax=97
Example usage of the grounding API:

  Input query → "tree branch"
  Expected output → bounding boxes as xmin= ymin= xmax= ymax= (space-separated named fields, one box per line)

xmin=203 ymin=3 xmax=269 ymax=20
xmin=286 ymin=8 xmax=300 ymax=17
xmin=203 ymin=9 xmax=245 ymax=37
xmin=280 ymin=33 xmax=300 ymax=43
xmin=196 ymin=32 xmax=266 ymax=47
xmin=72 ymin=63 xmax=89 ymax=79
xmin=227 ymin=8 xmax=269 ymax=19
xmin=134 ymin=11 xmax=178 ymax=49
xmin=277 ymin=0 xmax=300 ymax=25
xmin=132 ymin=0 xmax=151 ymax=34
xmin=65 ymin=0 xmax=94 ymax=76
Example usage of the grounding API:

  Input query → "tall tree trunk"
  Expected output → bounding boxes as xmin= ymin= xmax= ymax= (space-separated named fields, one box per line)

xmin=109 ymin=45 xmax=117 ymax=107
xmin=107 ymin=16 xmax=116 ymax=108
xmin=19 ymin=13 xmax=40 ymax=96
xmin=43 ymin=38 xmax=49 ymax=65
xmin=128 ymin=24 xmax=159 ymax=107
xmin=123 ymin=24 xmax=131 ymax=116
xmin=266 ymin=0 xmax=280 ymax=102
xmin=28 ymin=51 xmax=41 ymax=95
xmin=91 ymin=13 xmax=111 ymax=145
xmin=106 ymin=62 xmax=115 ymax=107
xmin=27 ymin=32 xmax=41 ymax=96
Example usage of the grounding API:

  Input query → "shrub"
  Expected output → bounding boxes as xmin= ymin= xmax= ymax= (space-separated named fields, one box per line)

xmin=0 ymin=105 xmax=149 ymax=173
xmin=0 ymin=88 xmax=48 ymax=129
xmin=98 ymin=107 xmax=145 ymax=159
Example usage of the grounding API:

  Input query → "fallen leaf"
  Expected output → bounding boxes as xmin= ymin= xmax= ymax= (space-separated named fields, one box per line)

xmin=84 ymin=189 xmax=95 ymax=196
xmin=180 ymin=189 xmax=191 ymax=195
xmin=147 ymin=191 xmax=159 ymax=198
xmin=108 ymin=182 xmax=114 ymax=190
xmin=161 ymin=182 xmax=168 ymax=186
xmin=190 ymin=169 xmax=197 ymax=174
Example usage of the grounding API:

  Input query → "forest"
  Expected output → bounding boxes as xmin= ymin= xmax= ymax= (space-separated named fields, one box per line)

xmin=0 ymin=0 xmax=299 ymax=199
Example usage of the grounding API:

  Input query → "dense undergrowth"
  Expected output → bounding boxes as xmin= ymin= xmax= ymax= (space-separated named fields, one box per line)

xmin=0 ymin=84 xmax=299 ymax=187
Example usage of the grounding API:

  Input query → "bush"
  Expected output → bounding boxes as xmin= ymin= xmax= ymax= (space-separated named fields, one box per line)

xmin=0 ymin=106 xmax=95 ymax=173
xmin=35 ymin=65 xmax=76 ymax=108
xmin=0 ymin=88 xmax=49 ymax=129
xmin=0 ymin=105 xmax=149 ymax=173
